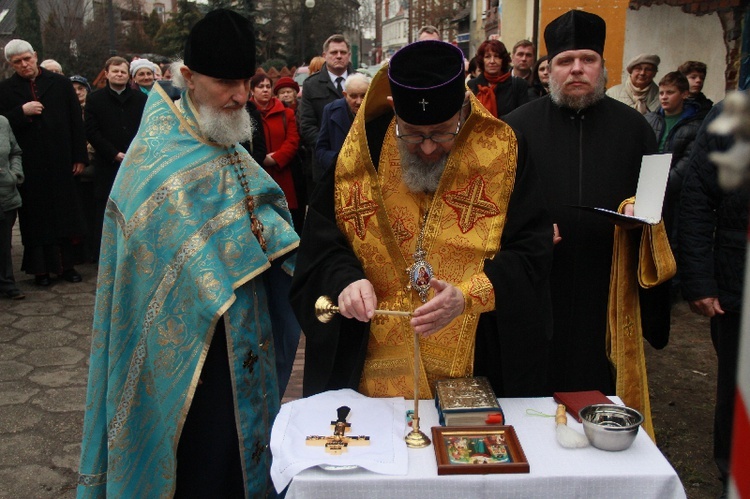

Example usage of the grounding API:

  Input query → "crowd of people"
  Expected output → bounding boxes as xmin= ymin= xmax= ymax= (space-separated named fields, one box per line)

xmin=0 ymin=6 xmax=742 ymax=498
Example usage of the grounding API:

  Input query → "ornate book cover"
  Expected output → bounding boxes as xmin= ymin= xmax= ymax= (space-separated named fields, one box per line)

xmin=435 ymin=377 xmax=504 ymax=426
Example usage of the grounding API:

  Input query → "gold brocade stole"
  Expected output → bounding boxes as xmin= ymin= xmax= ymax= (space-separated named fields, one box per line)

xmin=334 ymin=99 xmax=516 ymax=398
xmin=607 ymin=198 xmax=676 ymax=441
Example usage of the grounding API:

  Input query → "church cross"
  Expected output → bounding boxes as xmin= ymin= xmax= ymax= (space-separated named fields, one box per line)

xmin=305 ymin=406 xmax=371 ymax=455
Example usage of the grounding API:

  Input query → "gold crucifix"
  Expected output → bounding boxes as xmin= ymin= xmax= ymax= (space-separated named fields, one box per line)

xmin=305 ymin=406 xmax=371 ymax=455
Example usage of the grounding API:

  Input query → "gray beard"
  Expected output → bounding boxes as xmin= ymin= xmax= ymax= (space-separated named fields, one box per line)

xmin=196 ymin=104 xmax=254 ymax=146
xmin=549 ymin=70 xmax=607 ymax=111
xmin=397 ymin=140 xmax=447 ymax=194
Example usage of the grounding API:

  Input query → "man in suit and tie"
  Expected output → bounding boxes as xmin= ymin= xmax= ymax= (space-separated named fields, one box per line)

xmin=298 ymin=34 xmax=353 ymax=187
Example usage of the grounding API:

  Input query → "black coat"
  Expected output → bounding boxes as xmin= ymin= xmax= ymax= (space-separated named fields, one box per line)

xmin=645 ymin=103 xmax=704 ymax=243
xmin=504 ymin=95 xmax=665 ymax=393
xmin=84 ymin=84 xmax=147 ymax=199
xmin=242 ymin=100 xmax=268 ymax=167
xmin=467 ymin=74 xmax=530 ymax=116
xmin=679 ymin=101 xmax=749 ymax=313
xmin=0 ymin=68 xmax=88 ymax=245
xmin=297 ymin=64 xmax=350 ymax=149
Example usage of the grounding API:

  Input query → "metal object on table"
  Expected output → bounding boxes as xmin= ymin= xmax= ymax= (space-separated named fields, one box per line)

xmin=579 ymin=404 xmax=643 ymax=451
xmin=314 ymin=295 xmax=412 ymax=323
xmin=305 ymin=405 xmax=371 ymax=455
xmin=313 ymin=295 xmax=430 ymax=447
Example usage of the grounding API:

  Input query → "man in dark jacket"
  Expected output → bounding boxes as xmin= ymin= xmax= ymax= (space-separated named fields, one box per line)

xmin=679 ymin=99 xmax=747 ymax=494
xmin=504 ymin=11 xmax=670 ymax=436
xmin=645 ymin=71 xmax=703 ymax=258
xmin=85 ymin=56 xmax=147 ymax=258
xmin=678 ymin=60 xmax=713 ymax=118
xmin=0 ymin=39 xmax=88 ymax=286
xmin=315 ymin=72 xmax=370 ymax=176
xmin=298 ymin=34 xmax=353 ymax=186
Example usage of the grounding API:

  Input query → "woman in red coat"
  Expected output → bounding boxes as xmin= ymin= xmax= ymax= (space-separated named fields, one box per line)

xmin=250 ymin=74 xmax=303 ymax=232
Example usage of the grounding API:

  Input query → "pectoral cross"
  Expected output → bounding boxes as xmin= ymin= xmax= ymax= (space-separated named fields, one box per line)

xmin=305 ymin=406 xmax=371 ymax=455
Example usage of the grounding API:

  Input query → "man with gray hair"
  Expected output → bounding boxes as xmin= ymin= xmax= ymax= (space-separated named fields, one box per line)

xmin=0 ymin=39 xmax=87 ymax=286
xmin=504 ymin=10 xmax=671 ymax=439
xmin=315 ymin=72 xmax=371 ymax=175
xmin=77 ymin=9 xmax=298 ymax=497
xmin=40 ymin=58 xmax=63 ymax=74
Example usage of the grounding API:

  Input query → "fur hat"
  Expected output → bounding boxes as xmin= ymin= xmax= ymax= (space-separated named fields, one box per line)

xmin=388 ymin=41 xmax=465 ymax=126
xmin=184 ymin=9 xmax=255 ymax=80
xmin=545 ymin=10 xmax=606 ymax=62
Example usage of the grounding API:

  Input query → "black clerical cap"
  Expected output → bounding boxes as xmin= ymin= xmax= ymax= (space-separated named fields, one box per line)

xmin=184 ymin=9 xmax=255 ymax=80
xmin=388 ymin=41 xmax=465 ymax=126
xmin=545 ymin=10 xmax=606 ymax=62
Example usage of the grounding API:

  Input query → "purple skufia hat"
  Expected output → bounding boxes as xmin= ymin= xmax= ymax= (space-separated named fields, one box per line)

xmin=388 ymin=41 xmax=465 ymax=125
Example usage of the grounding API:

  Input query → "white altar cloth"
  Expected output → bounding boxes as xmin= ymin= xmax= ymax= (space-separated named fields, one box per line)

xmin=281 ymin=396 xmax=686 ymax=499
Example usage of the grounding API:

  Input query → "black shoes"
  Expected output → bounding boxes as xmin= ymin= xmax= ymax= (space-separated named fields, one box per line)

xmin=5 ymin=289 xmax=25 ymax=300
xmin=34 ymin=274 xmax=51 ymax=286
xmin=34 ymin=269 xmax=82 ymax=286
xmin=61 ymin=268 xmax=82 ymax=283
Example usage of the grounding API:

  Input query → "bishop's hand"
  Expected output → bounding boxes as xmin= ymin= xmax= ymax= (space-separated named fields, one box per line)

xmin=338 ymin=279 xmax=377 ymax=322
xmin=410 ymin=279 xmax=465 ymax=337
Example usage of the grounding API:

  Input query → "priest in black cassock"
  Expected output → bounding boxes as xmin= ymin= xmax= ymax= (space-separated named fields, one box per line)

xmin=504 ymin=10 xmax=674 ymax=439
xmin=290 ymin=40 xmax=553 ymax=400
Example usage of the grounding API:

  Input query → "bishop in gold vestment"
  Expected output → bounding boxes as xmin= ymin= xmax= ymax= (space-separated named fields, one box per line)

xmin=291 ymin=40 xmax=553 ymax=399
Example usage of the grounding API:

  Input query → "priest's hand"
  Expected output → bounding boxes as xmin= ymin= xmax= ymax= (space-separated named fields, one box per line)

xmin=338 ymin=279 xmax=377 ymax=322
xmin=613 ymin=203 xmax=641 ymax=230
xmin=411 ymin=279 xmax=465 ymax=337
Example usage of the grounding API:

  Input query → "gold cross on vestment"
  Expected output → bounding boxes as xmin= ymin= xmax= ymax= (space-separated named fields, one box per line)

xmin=444 ymin=176 xmax=501 ymax=233
xmin=305 ymin=406 xmax=371 ymax=455
xmin=339 ymin=182 xmax=379 ymax=240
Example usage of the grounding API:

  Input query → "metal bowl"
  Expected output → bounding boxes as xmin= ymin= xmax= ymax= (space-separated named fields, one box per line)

xmin=579 ymin=404 xmax=644 ymax=451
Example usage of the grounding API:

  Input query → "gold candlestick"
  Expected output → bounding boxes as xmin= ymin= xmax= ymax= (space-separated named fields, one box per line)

xmin=405 ymin=326 xmax=431 ymax=448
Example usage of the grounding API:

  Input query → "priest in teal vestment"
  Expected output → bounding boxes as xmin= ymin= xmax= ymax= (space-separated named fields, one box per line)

xmin=77 ymin=10 xmax=299 ymax=497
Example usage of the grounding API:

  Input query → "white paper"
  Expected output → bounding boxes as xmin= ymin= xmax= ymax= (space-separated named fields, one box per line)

xmin=270 ymin=389 xmax=408 ymax=492
xmin=633 ymin=153 xmax=672 ymax=223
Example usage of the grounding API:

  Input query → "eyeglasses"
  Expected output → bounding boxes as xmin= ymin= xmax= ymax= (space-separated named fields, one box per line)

xmin=395 ymin=116 xmax=461 ymax=144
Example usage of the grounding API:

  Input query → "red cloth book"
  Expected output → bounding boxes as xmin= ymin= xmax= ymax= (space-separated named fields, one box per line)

xmin=553 ymin=390 xmax=614 ymax=422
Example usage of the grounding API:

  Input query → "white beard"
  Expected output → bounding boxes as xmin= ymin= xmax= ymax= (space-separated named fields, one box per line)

xmin=397 ymin=140 xmax=448 ymax=194
xmin=195 ymin=104 xmax=254 ymax=146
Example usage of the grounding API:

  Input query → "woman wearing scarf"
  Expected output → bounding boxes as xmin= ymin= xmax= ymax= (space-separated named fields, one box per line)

xmin=130 ymin=58 xmax=157 ymax=95
xmin=468 ymin=39 xmax=529 ymax=118
xmin=606 ymin=54 xmax=661 ymax=115
xmin=249 ymin=73 xmax=303 ymax=234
